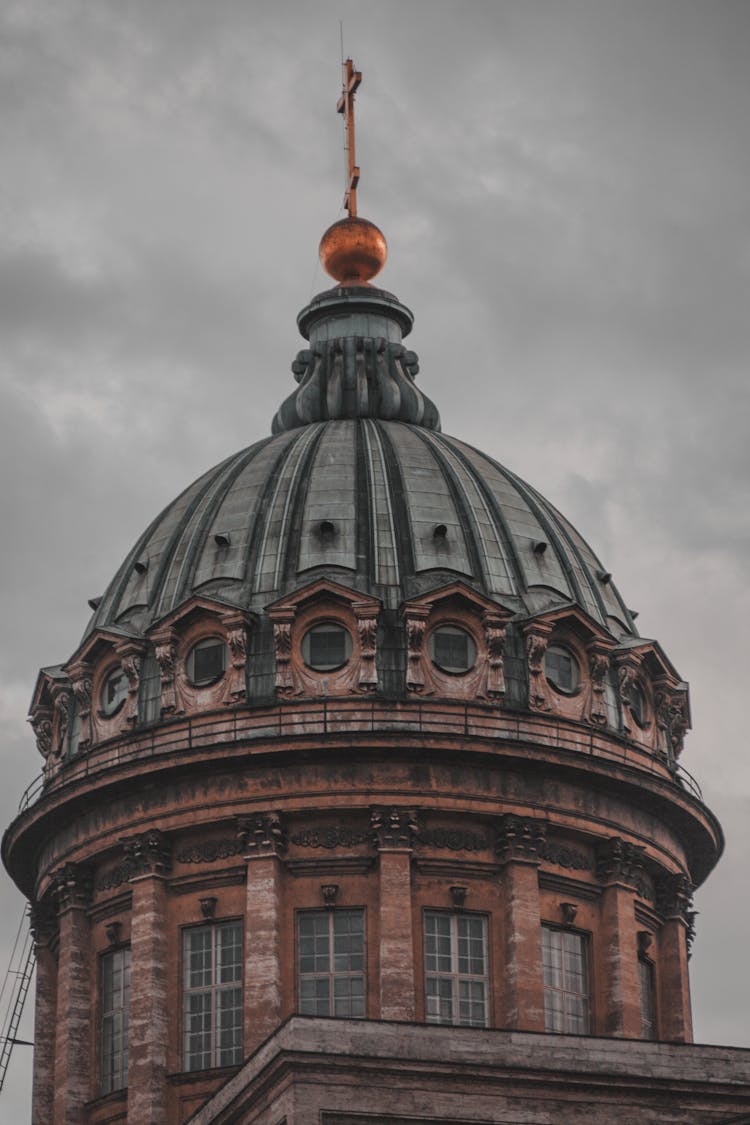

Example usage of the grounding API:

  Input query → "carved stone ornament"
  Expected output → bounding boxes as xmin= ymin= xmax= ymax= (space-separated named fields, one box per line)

xmin=105 ymin=921 xmax=122 ymax=946
xmin=52 ymin=862 xmax=94 ymax=912
xmin=291 ymin=826 xmax=370 ymax=849
xmin=200 ymin=897 xmax=218 ymax=920
xmin=495 ymin=814 xmax=548 ymax=864
xmin=560 ymin=902 xmax=578 ymax=926
xmin=321 ymin=883 xmax=339 ymax=909
xmin=655 ymin=872 xmax=693 ymax=922
xmin=404 ymin=608 xmax=429 ymax=692
xmin=237 ymin=812 xmax=288 ymax=857
xmin=354 ymin=605 xmax=378 ymax=692
xmin=153 ymin=631 xmax=178 ymax=714
xmin=522 ymin=623 xmax=553 ymax=712
xmin=271 ymin=611 xmax=296 ymax=697
xmin=30 ymin=708 xmax=54 ymax=760
xmin=120 ymin=828 xmax=173 ymax=877
xmin=586 ymin=645 xmax=610 ymax=726
xmin=654 ymin=683 xmax=690 ymax=759
xmin=419 ymin=826 xmax=488 ymax=853
xmin=637 ymin=929 xmax=654 ymax=956
xmin=68 ymin=661 xmax=93 ymax=751
xmin=176 ymin=838 xmax=244 ymax=864
xmin=538 ymin=840 xmax=592 ymax=873
xmin=115 ymin=642 xmax=143 ymax=725
xmin=614 ymin=657 xmax=640 ymax=736
xmin=52 ymin=687 xmax=73 ymax=757
xmin=450 ymin=885 xmax=468 ymax=909
xmin=29 ymin=901 xmax=58 ymax=946
xmin=482 ymin=612 xmax=506 ymax=698
xmin=221 ymin=610 xmax=250 ymax=703
xmin=370 ymin=806 xmax=419 ymax=850
xmin=595 ymin=837 xmax=647 ymax=891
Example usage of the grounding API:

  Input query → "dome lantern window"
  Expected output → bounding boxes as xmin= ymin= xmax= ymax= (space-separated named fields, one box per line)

xmin=429 ymin=626 xmax=477 ymax=675
xmin=544 ymin=645 xmax=579 ymax=695
xmin=101 ymin=666 xmax=129 ymax=717
xmin=302 ymin=624 xmax=352 ymax=672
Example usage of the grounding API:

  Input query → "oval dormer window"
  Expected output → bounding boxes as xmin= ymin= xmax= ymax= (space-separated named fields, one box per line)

xmin=302 ymin=624 xmax=352 ymax=672
xmin=101 ymin=666 xmax=129 ymax=716
xmin=544 ymin=644 xmax=579 ymax=694
xmin=429 ymin=626 xmax=477 ymax=675
xmin=187 ymin=637 xmax=226 ymax=687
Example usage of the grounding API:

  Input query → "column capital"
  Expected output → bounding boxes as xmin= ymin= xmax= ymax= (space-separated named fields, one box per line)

xmin=29 ymin=900 xmax=58 ymax=946
xmin=120 ymin=828 xmax=173 ymax=877
xmin=596 ymin=836 xmax=647 ymax=891
xmin=655 ymin=871 xmax=693 ymax=921
xmin=495 ymin=814 xmax=547 ymax=865
xmin=237 ymin=812 xmax=287 ymax=858
xmin=370 ymin=806 xmax=419 ymax=851
xmin=51 ymin=862 xmax=94 ymax=912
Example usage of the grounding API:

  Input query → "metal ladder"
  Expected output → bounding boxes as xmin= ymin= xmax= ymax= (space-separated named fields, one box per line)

xmin=0 ymin=911 xmax=35 ymax=1093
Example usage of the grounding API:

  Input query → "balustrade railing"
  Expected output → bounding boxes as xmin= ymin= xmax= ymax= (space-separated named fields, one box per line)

xmin=16 ymin=698 xmax=703 ymax=814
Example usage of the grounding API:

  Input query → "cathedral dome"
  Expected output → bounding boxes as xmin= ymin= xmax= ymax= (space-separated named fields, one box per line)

xmin=86 ymin=283 xmax=635 ymax=643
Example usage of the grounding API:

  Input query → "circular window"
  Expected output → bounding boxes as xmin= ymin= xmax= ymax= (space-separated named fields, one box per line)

xmin=544 ymin=645 xmax=579 ymax=694
xmin=302 ymin=623 xmax=352 ymax=671
xmin=187 ymin=637 xmax=226 ymax=686
xmin=429 ymin=626 xmax=477 ymax=675
xmin=101 ymin=666 xmax=129 ymax=716
xmin=629 ymin=681 xmax=649 ymax=727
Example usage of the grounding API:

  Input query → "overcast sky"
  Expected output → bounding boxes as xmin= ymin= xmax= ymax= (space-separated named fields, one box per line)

xmin=1 ymin=0 xmax=749 ymax=1112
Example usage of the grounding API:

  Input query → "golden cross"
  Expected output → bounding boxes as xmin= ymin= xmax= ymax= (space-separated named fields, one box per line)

xmin=337 ymin=58 xmax=362 ymax=217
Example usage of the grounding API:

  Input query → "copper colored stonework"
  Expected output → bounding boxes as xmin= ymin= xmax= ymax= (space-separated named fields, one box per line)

xmin=2 ymin=60 xmax=745 ymax=1125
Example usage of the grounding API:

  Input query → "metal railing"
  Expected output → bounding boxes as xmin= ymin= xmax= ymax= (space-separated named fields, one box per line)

xmin=16 ymin=698 xmax=703 ymax=814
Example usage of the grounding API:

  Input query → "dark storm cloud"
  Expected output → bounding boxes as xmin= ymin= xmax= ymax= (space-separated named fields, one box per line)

xmin=1 ymin=1 xmax=748 ymax=1113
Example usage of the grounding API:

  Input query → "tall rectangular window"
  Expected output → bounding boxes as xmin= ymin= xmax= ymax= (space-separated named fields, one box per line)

xmin=137 ymin=647 xmax=161 ymax=725
xmin=298 ymin=910 xmax=365 ymax=1017
xmin=542 ymin=925 xmax=590 ymax=1034
xmin=101 ymin=947 xmax=130 ymax=1094
xmin=183 ymin=922 xmax=243 ymax=1071
xmin=639 ymin=957 xmax=656 ymax=1039
xmin=424 ymin=912 xmax=488 ymax=1027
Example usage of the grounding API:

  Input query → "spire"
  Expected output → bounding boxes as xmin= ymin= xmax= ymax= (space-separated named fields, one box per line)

xmin=320 ymin=58 xmax=387 ymax=288
xmin=270 ymin=58 xmax=441 ymax=434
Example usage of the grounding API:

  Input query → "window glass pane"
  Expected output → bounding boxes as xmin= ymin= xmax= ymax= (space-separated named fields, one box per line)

xmin=183 ymin=923 xmax=243 ymax=1071
xmin=424 ymin=913 xmax=488 ymax=1028
xmin=542 ymin=925 xmax=589 ymax=1034
xmin=298 ymin=910 xmax=365 ymax=1019
xmin=101 ymin=947 xmax=131 ymax=1094
xmin=138 ymin=647 xmax=161 ymax=724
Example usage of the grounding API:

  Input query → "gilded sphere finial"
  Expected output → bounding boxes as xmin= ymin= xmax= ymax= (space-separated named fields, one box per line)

xmin=319 ymin=216 xmax=387 ymax=286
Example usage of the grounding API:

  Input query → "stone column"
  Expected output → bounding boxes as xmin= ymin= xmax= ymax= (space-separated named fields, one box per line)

xmin=30 ymin=902 xmax=58 ymax=1125
xmin=52 ymin=863 xmax=93 ymax=1125
xmin=238 ymin=813 xmax=287 ymax=1053
xmin=657 ymin=873 xmax=694 ymax=1042
xmin=371 ymin=807 xmax=418 ymax=1021
xmin=496 ymin=815 xmax=546 ymax=1031
xmin=596 ymin=838 xmax=645 ymax=1037
xmin=123 ymin=830 xmax=172 ymax=1125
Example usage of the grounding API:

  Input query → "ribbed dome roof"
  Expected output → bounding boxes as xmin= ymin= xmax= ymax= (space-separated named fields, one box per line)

xmin=85 ymin=283 xmax=636 ymax=642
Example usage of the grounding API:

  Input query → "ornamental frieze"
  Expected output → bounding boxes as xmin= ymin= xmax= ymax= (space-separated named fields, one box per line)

xmin=538 ymin=840 xmax=592 ymax=872
xmin=419 ymin=827 xmax=488 ymax=852
xmin=176 ymin=838 xmax=245 ymax=864
xmin=290 ymin=826 xmax=370 ymax=849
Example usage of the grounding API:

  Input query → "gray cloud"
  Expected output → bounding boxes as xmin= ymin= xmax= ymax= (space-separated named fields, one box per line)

xmin=1 ymin=1 xmax=748 ymax=1112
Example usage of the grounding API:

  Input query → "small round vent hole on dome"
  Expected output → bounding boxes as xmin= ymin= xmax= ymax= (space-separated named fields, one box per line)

xmin=433 ymin=524 xmax=448 ymax=540
xmin=133 ymin=558 xmax=149 ymax=575
xmin=214 ymin=531 xmax=231 ymax=548
xmin=88 ymin=596 xmax=102 ymax=611
xmin=597 ymin=569 xmax=612 ymax=584
xmin=319 ymin=520 xmax=336 ymax=539
xmin=533 ymin=540 xmax=548 ymax=555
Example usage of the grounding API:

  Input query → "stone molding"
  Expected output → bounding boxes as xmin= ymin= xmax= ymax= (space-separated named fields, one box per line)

xmin=495 ymin=814 xmax=548 ymax=864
